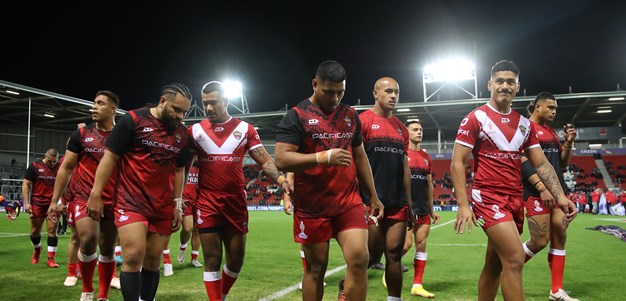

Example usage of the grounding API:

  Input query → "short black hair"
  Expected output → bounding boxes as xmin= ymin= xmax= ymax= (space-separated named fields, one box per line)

xmin=491 ymin=60 xmax=520 ymax=76
xmin=315 ymin=60 xmax=346 ymax=83
xmin=405 ymin=120 xmax=421 ymax=127
xmin=201 ymin=81 xmax=225 ymax=95
xmin=527 ymin=91 xmax=556 ymax=114
xmin=161 ymin=83 xmax=192 ymax=101
xmin=96 ymin=90 xmax=120 ymax=106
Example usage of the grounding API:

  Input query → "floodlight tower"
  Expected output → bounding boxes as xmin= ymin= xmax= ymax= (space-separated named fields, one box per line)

xmin=422 ymin=59 xmax=478 ymax=102
xmin=224 ymin=80 xmax=249 ymax=114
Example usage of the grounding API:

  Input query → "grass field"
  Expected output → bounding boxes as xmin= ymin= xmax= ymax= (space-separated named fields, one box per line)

xmin=0 ymin=211 xmax=624 ymax=300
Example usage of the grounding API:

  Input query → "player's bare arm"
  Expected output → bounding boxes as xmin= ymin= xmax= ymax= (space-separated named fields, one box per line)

xmin=451 ymin=143 xmax=476 ymax=234
xmin=427 ymin=174 xmax=440 ymax=224
xmin=560 ymin=124 xmax=576 ymax=167
xmin=87 ymin=150 xmax=120 ymax=221
xmin=526 ymin=147 xmax=577 ymax=221
xmin=275 ymin=142 xmax=352 ymax=172
xmin=49 ymin=150 xmax=79 ymax=218
xmin=353 ymin=143 xmax=384 ymax=220
xmin=22 ymin=179 xmax=33 ymax=213
xmin=172 ymin=166 xmax=185 ymax=232
xmin=404 ymin=155 xmax=415 ymax=229
xmin=249 ymin=146 xmax=292 ymax=194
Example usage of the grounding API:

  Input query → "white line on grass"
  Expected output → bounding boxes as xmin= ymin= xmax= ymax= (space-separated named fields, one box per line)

xmin=259 ymin=219 xmax=456 ymax=300
xmin=0 ymin=232 xmax=30 ymax=238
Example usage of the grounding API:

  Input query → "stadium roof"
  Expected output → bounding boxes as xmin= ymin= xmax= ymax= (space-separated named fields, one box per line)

xmin=2 ymin=79 xmax=626 ymax=143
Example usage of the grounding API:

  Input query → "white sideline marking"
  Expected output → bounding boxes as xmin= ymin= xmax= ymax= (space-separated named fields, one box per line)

xmin=593 ymin=218 xmax=626 ymax=223
xmin=0 ymin=232 xmax=30 ymax=238
xmin=259 ymin=219 xmax=456 ymax=300
xmin=430 ymin=243 xmax=486 ymax=247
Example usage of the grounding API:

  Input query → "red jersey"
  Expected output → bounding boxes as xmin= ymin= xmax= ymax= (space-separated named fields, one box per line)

xmin=182 ymin=165 xmax=199 ymax=203
xmin=276 ymin=99 xmax=363 ymax=218
xmin=106 ymin=108 xmax=190 ymax=220
xmin=455 ymin=104 xmax=540 ymax=196
xmin=359 ymin=110 xmax=409 ymax=208
xmin=190 ymin=117 xmax=262 ymax=196
xmin=24 ymin=159 xmax=59 ymax=206
xmin=66 ymin=123 xmax=117 ymax=204
xmin=408 ymin=148 xmax=433 ymax=215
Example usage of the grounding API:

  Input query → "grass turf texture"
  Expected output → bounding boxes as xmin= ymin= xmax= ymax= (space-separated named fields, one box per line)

xmin=0 ymin=211 xmax=624 ymax=300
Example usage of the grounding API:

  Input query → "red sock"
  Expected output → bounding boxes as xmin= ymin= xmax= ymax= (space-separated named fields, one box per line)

xmin=112 ymin=264 xmax=117 ymax=278
xmin=191 ymin=251 xmax=199 ymax=261
xmin=203 ymin=272 xmax=222 ymax=301
xmin=221 ymin=266 xmax=238 ymax=295
xmin=68 ymin=263 xmax=78 ymax=277
xmin=413 ymin=259 xmax=426 ymax=285
xmin=548 ymin=249 xmax=566 ymax=294
xmin=180 ymin=244 xmax=187 ymax=252
xmin=163 ymin=249 xmax=172 ymax=264
xmin=48 ymin=251 xmax=56 ymax=260
xmin=97 ymin=259 xmax=116 ymax=299
xmin=78 ymin=253 xmax=98 ymax=292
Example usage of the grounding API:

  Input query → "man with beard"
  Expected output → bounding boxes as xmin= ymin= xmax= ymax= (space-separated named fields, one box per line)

xmin=87 ymin=83 xmax=192 ymax=301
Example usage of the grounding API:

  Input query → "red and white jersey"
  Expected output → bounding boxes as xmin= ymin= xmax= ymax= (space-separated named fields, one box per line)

xmin=455 ymin=103 xmax=540 ymax=196
xmin=190 ymin=117 xmax=262 ymax=195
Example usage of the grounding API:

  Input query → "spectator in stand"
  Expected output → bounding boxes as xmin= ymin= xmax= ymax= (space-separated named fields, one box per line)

xmin=591 ymin=188 xmax=601 ymax=214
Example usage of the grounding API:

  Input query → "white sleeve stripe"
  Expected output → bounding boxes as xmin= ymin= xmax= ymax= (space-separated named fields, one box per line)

xmin=526 ymin=144 xmax=541 ymax=150
xmin=249 ymin=144 xmax=263 ymax=151
xmin=455 ymin=140 xmax=474 ymax=149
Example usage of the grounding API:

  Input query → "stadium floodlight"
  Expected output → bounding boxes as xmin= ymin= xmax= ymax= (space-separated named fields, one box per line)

xmin=422 ymin=58 xmax=478 ymax=102
xmin=222 ymin=79 xmax=249 ymax=114
xmin=43 ymin=112 xmax=55 ymax=118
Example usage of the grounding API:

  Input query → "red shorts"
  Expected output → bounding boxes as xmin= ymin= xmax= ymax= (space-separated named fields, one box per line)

xmin=67 ymin=201 xmax=75 ymax=226
xmin=114 ymin=209 xmax=173 ymax=235
xmin=29 ymin=203 xmax=53 ymax=219
xmin=182 ymin=200 xmax=198 ymax=219
xmin=414 ymin=214 xmax=432 ymax=225
xmin=524 ymin=196 xmax=552 ymax=217
xmin=195 ymin=192 xmax=248 ymax=234
xmin=71 ymin=200 xmax=115 ymax=222
xmin=471 ymin=189 xmax=524 ymax=234
xmin=294 ymin=204 xmax=368 ymax=244
xmin=383 ymin=206 xmax=409 ymax=222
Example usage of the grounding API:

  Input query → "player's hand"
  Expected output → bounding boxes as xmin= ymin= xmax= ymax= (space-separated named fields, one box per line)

xmin=557 ymin=196 xmax=577 ymax=222
xmin=46 ymin=204 xmax=58 ymax=223
xmin=368 ymin=196 xmax=384 ymax=223
xmin=431 ymin=211 xmax=440 ymax=225
xmin=172 ymin=209 xmax=182 ymax=232
xmin=563 ymin=124 xmax=576 ymax=143
xmin=283 ymin=199 xmax=294 ymax=215
xmin=540 ymin=189 xmax=556 ymax=209
xmin=327 ymin=148 xmax=352 ymax=166
xmin=407 ymin=212 xmax=415 ymax=231
xmin=86 ymin=194 xmax=104 ymax=222
xmin=454 ymin=204 xmax=477 ymax=234
xmin=24 ymin=203 xmax=32 ymax=213
xmin=281 ymin=180 xmax=294 ymax=196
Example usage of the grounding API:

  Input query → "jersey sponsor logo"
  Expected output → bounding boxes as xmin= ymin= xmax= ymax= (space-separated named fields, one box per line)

xmin=215 ymin=127 xmax=224 ymax=132
xmin=411 ymin=174 xmax=426 ymax=180
xmin=492 ymin=204 xmax=505 ymax=219
xmin=84 ymin=147 xmax=105 ymax=153
xmin=460 ymin=117 xmax=469 ymax=126
xmin=141 ymin=139 xmax=181 ymax=153
xmin=543 ymin=148 xmax=559 ymax=153
xmin=142 ymin=127 xmax=154 ymax=132
xmin=344 ymin=116 xmax=352 ymax=127
xmin=372 ymin=124 xmax=380 ymax=129
xmin=308 ymin=119 xmax=319 ymax=125
xmin=484 ymin=152 xmax=521 ymax=160
xmin=298 ymin=221 xmax=308 ymax=239
xmin=533 ymin=200 xmax=544 ymax=212
xmin=201 ymin=155 xmax=242 ymax=162
xmin=187 ymin=173 xmax=198 ymax=184
xmin=38 ymin=175 xmax=55 ymax=180
xmin=233 ymin=130 xmax=242 ymax=140
xmin=312 ymin=132 xmax=354 ymax=140
xmin=374 ymin=146 xmax=404 ymax=154
xmin=457 ymin=129 xmax=469 ymax=136
xmin=538 ymin=130 xmax=544 ymax=135
xmin=84 ymin=137 xmax=94 ymax=142
xmin=502 ymin=117 xmax=511 ymax=123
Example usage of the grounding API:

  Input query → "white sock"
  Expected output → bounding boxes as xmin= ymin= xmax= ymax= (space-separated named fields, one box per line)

xmin=522 ymin=241 xmax=536 ymax=257
xmin=387 ymin=296 xmax=402 ymax=301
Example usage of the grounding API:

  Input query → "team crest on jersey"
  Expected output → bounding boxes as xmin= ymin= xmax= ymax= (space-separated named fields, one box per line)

xmin=344 ymin=116 xmax=352 ymax=127
xmin=518 ymin=124 xmax=527 ymax=135
xmin=196 ymin=209 xmax=203 ymax=224
xmin=85 ymin=137 xmax=94 ymax=142
xmin=492 ymin=205 xmax=505 ymax=219
xmin=533 ymin=200 xmax=544 ymax=212
xmin=175 ymin=133 xmax=182 ymax=143
xmin=233 ymin=130 xmax=242 ymax=140
xmin=298 ymin=221 xmax=308 ymax=239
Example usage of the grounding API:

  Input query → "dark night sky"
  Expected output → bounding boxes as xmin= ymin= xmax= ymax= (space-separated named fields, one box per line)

xmin=2 ymin=1 xmax=625 ymax=113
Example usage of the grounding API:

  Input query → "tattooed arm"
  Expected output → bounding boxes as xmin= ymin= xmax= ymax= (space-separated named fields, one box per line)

xmin=526 ymin=147 xmax=577 ymax=221
xmin=249 ymin=146 xmax=293 ymax=195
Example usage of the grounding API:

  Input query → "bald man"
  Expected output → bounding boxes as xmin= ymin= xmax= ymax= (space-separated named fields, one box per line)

xmin=359 ymin=77 xmax=414 ymax=301
xmin=23 ymin=148 xmax=61 ymax=268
